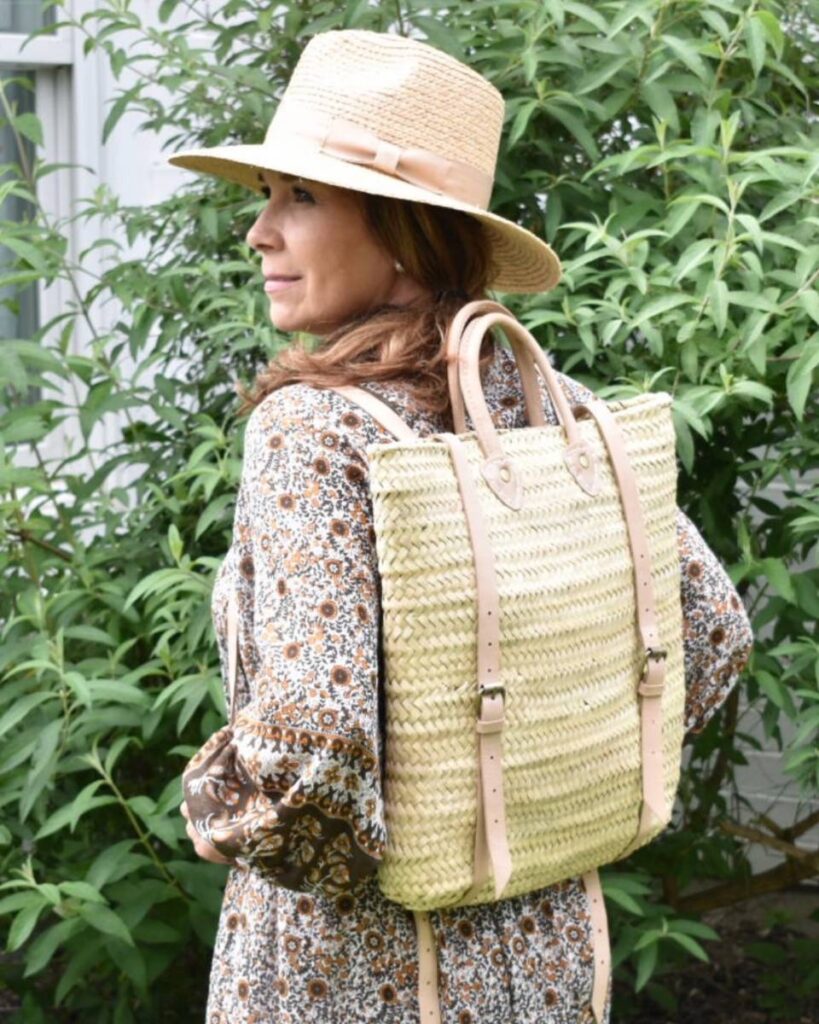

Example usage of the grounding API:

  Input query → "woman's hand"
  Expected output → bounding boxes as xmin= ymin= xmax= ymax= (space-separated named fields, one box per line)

xmin=180 ymin=800 xmax=236 ymax=865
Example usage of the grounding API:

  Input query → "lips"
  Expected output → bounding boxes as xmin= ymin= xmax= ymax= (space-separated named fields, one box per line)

xmin=264 ymin=275 xmax=300 ymax=294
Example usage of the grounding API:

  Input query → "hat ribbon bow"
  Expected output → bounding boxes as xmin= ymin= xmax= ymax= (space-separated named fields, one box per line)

xmin=270 ymin=107 xmax=493 ymax=209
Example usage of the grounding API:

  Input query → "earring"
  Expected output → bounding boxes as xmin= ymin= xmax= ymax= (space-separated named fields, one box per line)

xmin=394 ymin=259 xmax=405 ymax=274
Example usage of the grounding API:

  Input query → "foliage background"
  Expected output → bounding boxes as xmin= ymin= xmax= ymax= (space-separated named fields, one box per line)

xmin=1 ymin=0 xmax=817 ymax=1020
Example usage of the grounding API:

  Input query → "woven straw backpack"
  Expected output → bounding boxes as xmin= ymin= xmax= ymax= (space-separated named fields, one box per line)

xmin=327 ymin=300 xmax=687 ymax=1023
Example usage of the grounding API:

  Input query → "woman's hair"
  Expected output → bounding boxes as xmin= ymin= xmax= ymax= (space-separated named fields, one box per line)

xmin=236 ymin=191 xmax=500 ymax=426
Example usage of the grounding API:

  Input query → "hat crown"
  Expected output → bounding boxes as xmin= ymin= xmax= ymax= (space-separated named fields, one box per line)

xmin=275 ymin=30 xmax=505 ymax=178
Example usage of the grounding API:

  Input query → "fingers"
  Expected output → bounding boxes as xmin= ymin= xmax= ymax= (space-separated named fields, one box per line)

xmin=183 ymin=813 xmax=235 ymax=865
xmin=179 ymin=800 xmax=189 ymax=820
xmin=193 ymin=834 xmax=233 ymax=864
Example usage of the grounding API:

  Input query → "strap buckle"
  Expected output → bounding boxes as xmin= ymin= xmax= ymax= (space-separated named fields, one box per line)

xmin=478 ymin=684 xmax=505 ymax=706
xmin=639 ymin=647 xmax=667 ymax=698
xmin=476 ymin=685 xmax=506 ymax=733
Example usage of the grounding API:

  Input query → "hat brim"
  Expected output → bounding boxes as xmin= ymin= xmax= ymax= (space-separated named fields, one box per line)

xmin=166 ymin=140 xmax=562 ymax=294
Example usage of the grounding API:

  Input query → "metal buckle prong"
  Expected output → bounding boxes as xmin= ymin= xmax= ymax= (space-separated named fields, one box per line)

xmin=477 ymin=684 xmax=505 ymax=711
xmin=639 ymin=647 xmax=668 ymax=698
xmin=642 ymin=646 xmax=668 ymax=670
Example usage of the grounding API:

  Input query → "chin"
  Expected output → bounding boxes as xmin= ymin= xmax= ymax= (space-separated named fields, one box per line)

xmin=269 ymin=309 xmax=342 ymax=338
xmin=267 ymin=307 xmax=302 ymax=333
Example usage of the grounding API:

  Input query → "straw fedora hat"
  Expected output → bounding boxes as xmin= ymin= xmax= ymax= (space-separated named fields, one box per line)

xmin=167 ymin=29 xmax=562 ymax=294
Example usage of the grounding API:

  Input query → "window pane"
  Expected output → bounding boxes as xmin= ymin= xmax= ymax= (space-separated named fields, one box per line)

xmin=0 ymin=72 xmax=38 ymax=345
xmin=0 ymin=0 xmax=56 ymax=33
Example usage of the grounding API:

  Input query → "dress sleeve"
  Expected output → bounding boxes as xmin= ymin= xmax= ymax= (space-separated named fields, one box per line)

xmin=182 ymin=386 xmax=387 ymax=895
xmin=675 ymin=508 xmax=753 ymax=733
xmin=551 ymin=371 xmax=754 ymax=733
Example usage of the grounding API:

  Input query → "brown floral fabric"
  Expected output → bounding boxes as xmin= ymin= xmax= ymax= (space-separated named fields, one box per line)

xmin=183 ymin=344 xmax=753 ymax=1023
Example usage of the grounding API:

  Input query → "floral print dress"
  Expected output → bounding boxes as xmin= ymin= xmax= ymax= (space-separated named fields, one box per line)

xmin=183 ymin=344 xmax=754 ymax=1024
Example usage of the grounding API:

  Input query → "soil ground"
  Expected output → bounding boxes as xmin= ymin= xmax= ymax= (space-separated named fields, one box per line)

xmin=615 ymin=888 xmax=819 ymax=1023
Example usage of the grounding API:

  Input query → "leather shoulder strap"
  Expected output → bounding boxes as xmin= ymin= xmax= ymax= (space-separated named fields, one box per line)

xmin=330 ymin=384 xmax=420 ymax=442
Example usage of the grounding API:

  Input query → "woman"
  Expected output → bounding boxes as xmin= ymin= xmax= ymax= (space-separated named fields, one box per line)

xmin=169 ymin=29 xmax=754 ymax=1024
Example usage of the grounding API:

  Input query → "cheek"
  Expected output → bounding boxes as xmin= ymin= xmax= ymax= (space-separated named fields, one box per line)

xmin=305 ymin=235 xmax=392 ymax=319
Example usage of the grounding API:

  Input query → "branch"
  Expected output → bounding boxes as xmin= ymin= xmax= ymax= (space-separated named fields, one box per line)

xmin=789 ymin=807 xmax=819 ymax=841
xmin=674 ymin=857 xmax=819 ymax=915
xmin=6 ymin=528 xmax=73 ymax=563
xmin=719 ymin=820 xmax=819 ymax=865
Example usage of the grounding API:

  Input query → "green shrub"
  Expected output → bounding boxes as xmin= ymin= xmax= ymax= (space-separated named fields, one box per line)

xmin=1 ymin=1 xmax=816 ymax=1020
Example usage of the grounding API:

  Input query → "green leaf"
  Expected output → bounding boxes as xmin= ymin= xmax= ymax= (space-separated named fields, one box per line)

xmin=660 ymin=33 xmax=710 ymax=82
xmin=521 ymin=48 xmax=537 ymax=87
xmin=59 ymin=882 xmax=107 ymax=904
xmin=635 ymin=941 xmax=658 ymax=991
xmin=602 ymin=886 xmax=644 ymax=915
xmin=1 ymin=236 xmax=49 ymax=275
xmin=0 ymin=892 xmax=44 ymax=916
xmin=544 ymin=103 xmax=600 ymax=162
xmin=607 ymin=1 xmax=653 ymax=37
xmin=730 ymin=381 xmax=774 ymax=406
xmin=23 ymin=918 xmax=82 ymax=977
xmin=107 ymin=937 xmax=148 ymax=993
xmin=7 ymin=902 xmax=45 ymax=952
xmin=759 ymin=558 xmax=797 ymax=604
xmin=672 ymin=238 xmax=717 ymax=282
xmin=754 ymin=10 xmax=785 ymax=59
xmin=744 ymin=15 xmax=767 ymax=78
xmin=194 ymin=493 xmax=235 ymax=540
xmin=640 ymin=82 xmax=679 ymax=135
xmin=564 ymin=1 xmax=608 ymax=32
xmin=574 ymin=56 xmax=633 ymax=97
xmin=671 ymin=920 xmax=720 ymax=941
xmin=102 ymin=85 xmax=141 ymax=145
xmin=755 ymin=671 xmax=789 ymax=712
xmin=631 ymin=294 xmax=693 ymax=327
xmin=509 ymin=100 xmax=539 ymax=149
xmin=11 ymin=112 xmax=44 ymax=146
xmin=77 ymin=904 xmax=134 ymax=946
xmin=736 ymin=213 xmax=764 ymax=254
xmin=412 ymin=15 xmax=467 ymax=60
xmin=62 ymin=625 xmax=118 ymax=646
xmin=35 ymin=781 xmax=117 ymax=839
xmin=786 ymin=335 xmax=819 ymax=420
xmin=798 ymin=290 xmax=819 ymax=327
xmin=86 ymin=841 xmax=149 ymax=889
xmin=669 ymin=932 xmax=709 ymax=961
xmin=105 ymin=735 xmax=135 ymax=776
xmin=0 ymin=693 xmax=57 ymax=740
xmin=707 ymin=279 xmax=728 ymax=336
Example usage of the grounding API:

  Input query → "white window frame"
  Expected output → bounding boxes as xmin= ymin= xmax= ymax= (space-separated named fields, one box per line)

xmin=1 ymin=2 xmax=102 ymax=466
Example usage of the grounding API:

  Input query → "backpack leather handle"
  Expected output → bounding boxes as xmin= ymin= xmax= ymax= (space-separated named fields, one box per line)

xmin=445 ymin=300 xmax=546 ymax=433
xmin=456 ymin=312 xmax=600 ymax=504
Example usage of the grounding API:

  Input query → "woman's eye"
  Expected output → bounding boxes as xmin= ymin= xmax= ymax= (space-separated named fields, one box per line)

xmin=258 ymin=183 xmax=314 ymax=203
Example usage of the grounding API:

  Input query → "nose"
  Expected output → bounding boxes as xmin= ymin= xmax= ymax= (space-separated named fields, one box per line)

xmin=245 ymin=204 xmax=284 ymax=253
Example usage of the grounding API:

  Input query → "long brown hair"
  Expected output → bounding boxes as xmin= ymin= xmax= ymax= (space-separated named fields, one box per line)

xmin=236 ymin=191 xmax=500 ymax=425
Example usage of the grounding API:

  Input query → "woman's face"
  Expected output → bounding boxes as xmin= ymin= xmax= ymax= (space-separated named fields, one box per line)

xmin=245 ymin=170 xmax=428 ymax=336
